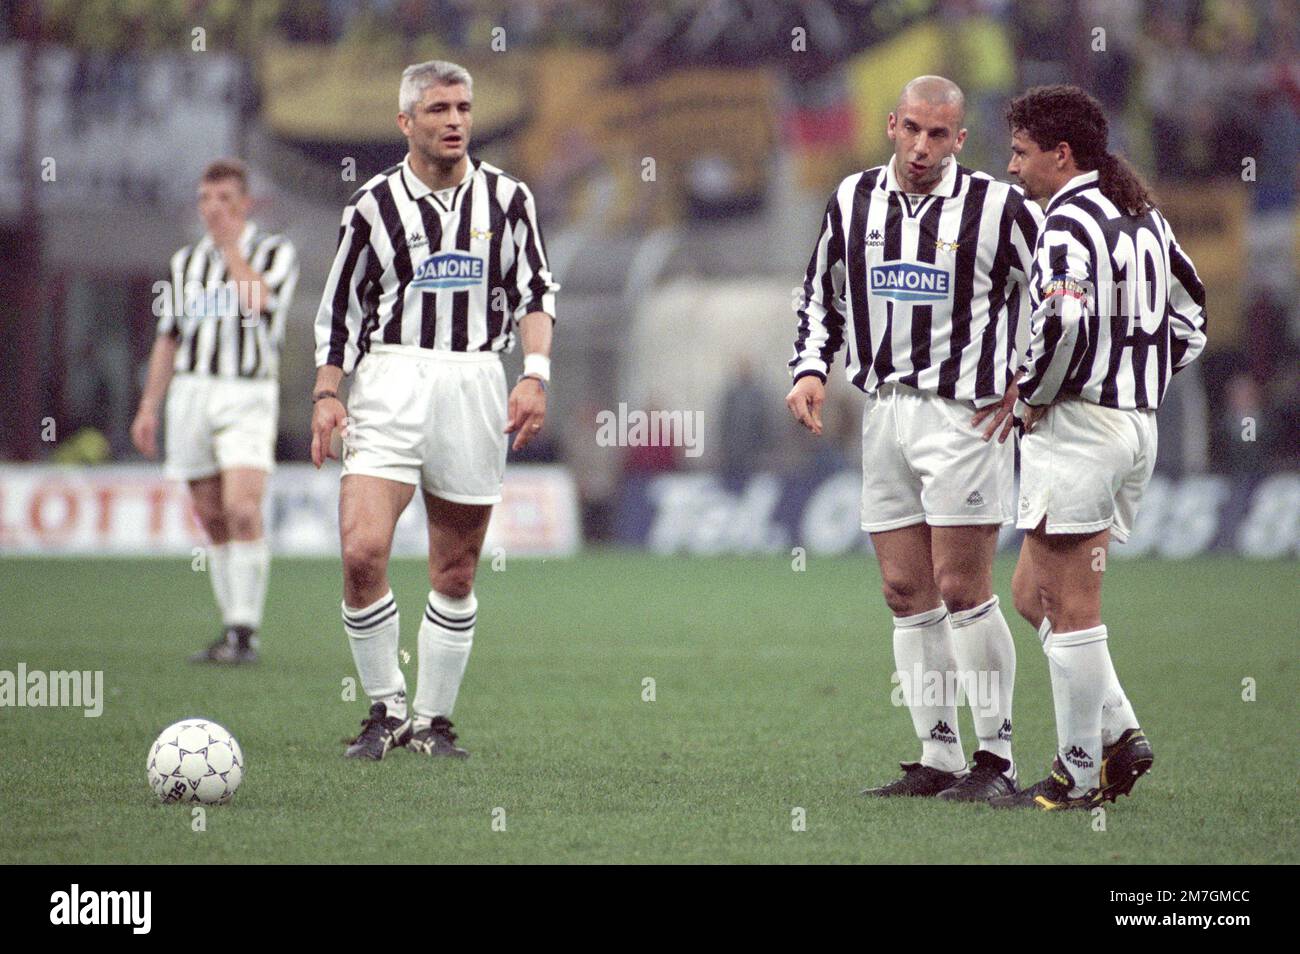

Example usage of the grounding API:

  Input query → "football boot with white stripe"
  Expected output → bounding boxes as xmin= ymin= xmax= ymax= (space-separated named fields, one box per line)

xmin=409 ymin=716 xmax=469 ymax=759
xmin=344 ymin=702 xmax=412 ymax=760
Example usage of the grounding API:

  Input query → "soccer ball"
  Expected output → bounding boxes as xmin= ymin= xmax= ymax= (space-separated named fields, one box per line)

xmin=146 ymin=718 xmax=244 ymax=805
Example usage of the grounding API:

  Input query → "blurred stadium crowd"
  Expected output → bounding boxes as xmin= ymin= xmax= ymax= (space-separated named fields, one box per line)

xmin=0 ymin=0 xmax=1295 ymax=548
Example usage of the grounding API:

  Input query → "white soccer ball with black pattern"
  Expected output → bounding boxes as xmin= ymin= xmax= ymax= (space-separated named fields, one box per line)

xmin=147 ymin=718 xmax=244 ymax=804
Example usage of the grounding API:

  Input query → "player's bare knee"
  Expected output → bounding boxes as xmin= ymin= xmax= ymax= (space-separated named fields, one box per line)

xmin=342 ymin=536 xmax=389 ymax=589
xmin=934 ymin=570 xmax=986 ymax=614
xmin=430 ymin=557 xmax=476 ymax=599
xmin=224 ymin=503 xmax=262 ymax=540
xmin=197 ymin=513 xmax=228 ymax=542
xmin=880 ymin=576 xmax=935 ymax=617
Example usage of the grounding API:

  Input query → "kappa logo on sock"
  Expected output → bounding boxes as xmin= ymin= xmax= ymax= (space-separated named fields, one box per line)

xmin=965 ymin=490 xmax=985 ymax=507
xmin=997 ymin=718 xmax=1012 ymax=741
xmin=929 ymin=720 xmax=958 ymax=744
xmin=1065 ymin=744 xmax=1094 ymax=769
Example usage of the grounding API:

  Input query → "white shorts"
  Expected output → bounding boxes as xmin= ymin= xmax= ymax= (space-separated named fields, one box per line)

xmin=164 ymin=375 xmax=278 ymax=481
xmin=860 ymin=383 xmax=1013 ymax=532
xmin=341 ymin=345 xmax=507 ymax=505
xmin=1016 ymin=398 xmax=1157 ymax=543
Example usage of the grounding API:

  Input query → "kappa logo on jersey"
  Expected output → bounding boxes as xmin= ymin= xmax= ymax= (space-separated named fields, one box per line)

xmin=406 ymin=231 xmax=429 ymax=250
xmin=865 ymin=229 xmax=884 ymax=247
xmin=411 ymin=251 xmax=486 ymax=290
xmin=869 ymin=262 xmax=951 ymax=302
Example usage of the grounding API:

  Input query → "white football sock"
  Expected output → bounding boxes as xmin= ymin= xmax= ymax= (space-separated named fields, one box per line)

xmin=1099 ymin=643 xmax=1139 ymax=747
xmin=207 ymin=542 xmax=233 ymax=627
xmin=414 ymin=590 xmax=476 ymax=727
xmin=1040 ymin=620 xmax=1137 ymax=747
xmin=225 ymin=538 xmax=270 ymax=630
xmin=892 ymin=604 xmax=966 ymax=773
xmin=342 ymin=591 xmax=407 ymax=719
xmin=949 ymin=595 xmax=1016 ymax=767
xmin=1045 ymin=624 xmax=1109 ymax=793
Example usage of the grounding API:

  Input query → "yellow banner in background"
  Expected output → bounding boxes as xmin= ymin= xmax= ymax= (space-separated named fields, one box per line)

xmin=259 ymin=40 xmax=527 ymax=142
xmin=847 ymin=21 xmax=944 ymax=165
xmin=1158 ymin=184 xmax=1247 ymax=350
xmin=517 ymin=51 xmax=777 ymax=227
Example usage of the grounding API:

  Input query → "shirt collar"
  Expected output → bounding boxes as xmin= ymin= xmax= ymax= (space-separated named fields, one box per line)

xmin=881 ymin=155 xmax=961 ymax=198
xmin=1046 ymin=169 xmax=1100 ymax=213
xmin=401 ymin=154 xmax=475 ymax=202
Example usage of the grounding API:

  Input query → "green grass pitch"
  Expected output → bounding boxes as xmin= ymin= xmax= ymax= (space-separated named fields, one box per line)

xmin=1 ymin=553 xmax=1295 ymax=864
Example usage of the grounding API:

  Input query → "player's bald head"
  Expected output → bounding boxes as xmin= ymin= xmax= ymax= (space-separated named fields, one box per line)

xmin=897 ymin=76 xmax=966 ymax=125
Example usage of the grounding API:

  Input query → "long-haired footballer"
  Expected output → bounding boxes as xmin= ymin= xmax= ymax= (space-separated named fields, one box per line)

xmin=979 ymin=85 xmax=1207 ymax=809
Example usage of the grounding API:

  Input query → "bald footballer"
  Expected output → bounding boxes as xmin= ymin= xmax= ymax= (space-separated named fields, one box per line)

xmin=787 ymin=76 xmax=1042 ymax=801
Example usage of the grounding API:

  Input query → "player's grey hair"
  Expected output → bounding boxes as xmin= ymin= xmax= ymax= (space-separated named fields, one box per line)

xmin=399 ymin=60 xmax=473 ymax=116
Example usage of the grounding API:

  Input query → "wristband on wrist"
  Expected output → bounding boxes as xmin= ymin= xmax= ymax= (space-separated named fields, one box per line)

xmin=522 ymin=353 xmax=551 ymax=383
xmin=313 ymin=390 xmax=339 ymax=403
xmin=792 ymin=368 xmax=827 ymax=386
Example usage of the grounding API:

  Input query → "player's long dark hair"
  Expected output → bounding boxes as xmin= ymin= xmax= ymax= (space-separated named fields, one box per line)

xmin=1007 ymin=85 xmax=1155 ymax=216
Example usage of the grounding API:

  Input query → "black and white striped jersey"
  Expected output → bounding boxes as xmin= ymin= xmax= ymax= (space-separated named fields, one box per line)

xmin=315 ymin=156 xmax=559 ymax=373
xmin=157 ymin=222 xmax=299 ymax=380
xmin=1018 ymin=171 xmax=1207 ymax=410
xmin=790 ymin=157 xmax=1042 ymax=406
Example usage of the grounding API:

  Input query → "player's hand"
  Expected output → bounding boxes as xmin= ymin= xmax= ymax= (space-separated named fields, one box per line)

xmin=785 ymin=375 xmax=825 ymax=436
xmin=971 ymin=381 xmax=1019 ymax=444
xmin=505 ymin=377 xmax=546 ymax=452
xmin=130 ymin=408 xmax=159 ymax=459
xmin=310 ymin=397 xmax=348 ymax=468
xmin=1021 ymin=403 xmax=1048 ymax=434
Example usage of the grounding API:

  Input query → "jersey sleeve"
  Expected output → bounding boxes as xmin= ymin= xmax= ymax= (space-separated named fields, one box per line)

xmin=315 ymin=202 xmax=375 ymax=372
xmin=1018 ymin=215 xmax=1094 ymax=406
xmin=1164 ymin=218 xmax=1207 ymax=374
xmin=156 ymin=248 xmax=186 ymax=340
xmin=789 ymin=191 xmax=848 ymax=383
xmin=508 ymin=181 xmax=559 ymax=323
